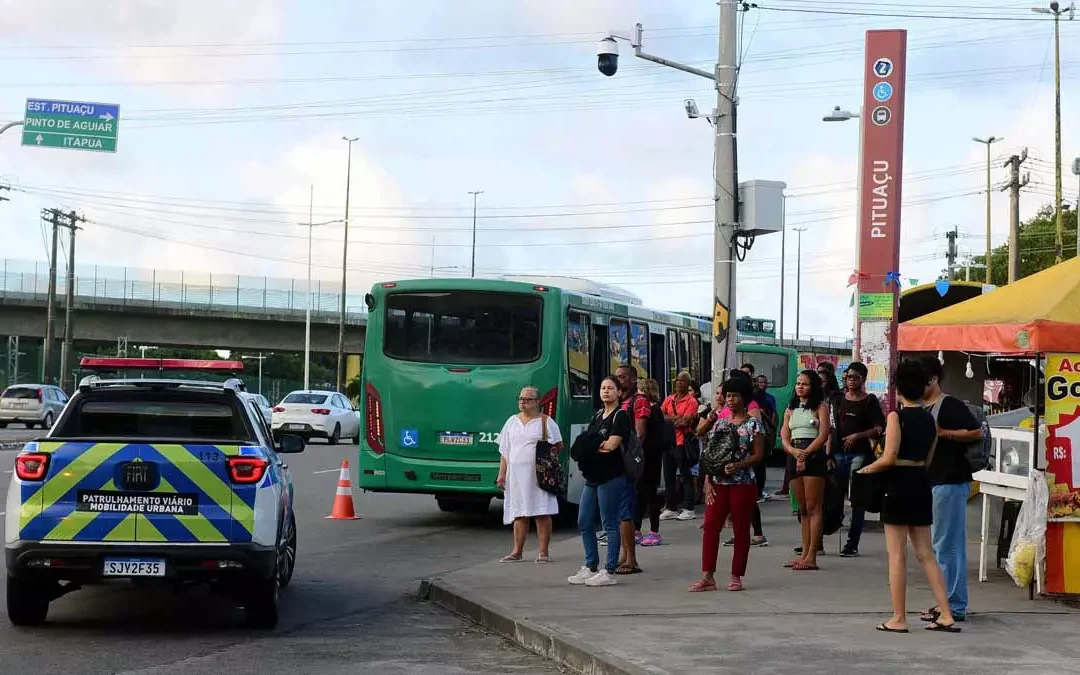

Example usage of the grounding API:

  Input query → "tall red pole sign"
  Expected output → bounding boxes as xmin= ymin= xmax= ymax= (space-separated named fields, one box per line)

xmin=854 ymin=30 xmax=907 ymax=412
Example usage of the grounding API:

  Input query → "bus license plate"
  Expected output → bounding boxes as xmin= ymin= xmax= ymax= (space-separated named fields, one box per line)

xmin=103 ymin=558 xmax=166 ymax=577
xmin=438 ymin=432 xmax=475 ymax=447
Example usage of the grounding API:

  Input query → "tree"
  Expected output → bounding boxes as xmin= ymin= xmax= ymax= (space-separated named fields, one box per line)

xmin=969 ymin=205 xmax=1078 ymax=286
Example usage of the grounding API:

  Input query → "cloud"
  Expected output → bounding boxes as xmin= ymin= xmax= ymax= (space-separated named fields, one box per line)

xmin=0 ymin=0 xmax=285 ymax=102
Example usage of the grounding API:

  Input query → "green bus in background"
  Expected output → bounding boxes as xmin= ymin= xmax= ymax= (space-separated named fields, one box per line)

xmin=357 ymin=277 xmax=798 ymax=514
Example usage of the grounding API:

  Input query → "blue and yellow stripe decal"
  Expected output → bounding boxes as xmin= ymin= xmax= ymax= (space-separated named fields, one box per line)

xmin=18 ymin=442 xmax=265 ymax=544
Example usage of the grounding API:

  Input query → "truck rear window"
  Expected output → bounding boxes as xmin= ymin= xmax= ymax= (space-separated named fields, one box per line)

xmin=53 ymin=392 xmax=252 ymax=441
xmin=383 ymin=291 xmax=542 ymax=364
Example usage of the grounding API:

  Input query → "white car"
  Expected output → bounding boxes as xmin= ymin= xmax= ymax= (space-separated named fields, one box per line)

xmin=272 ymin=390 xmax=359 ymax=445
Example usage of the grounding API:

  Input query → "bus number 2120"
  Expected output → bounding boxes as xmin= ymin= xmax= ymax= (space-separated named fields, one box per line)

xmin=479 ymin=432 xmax=500 ymax=444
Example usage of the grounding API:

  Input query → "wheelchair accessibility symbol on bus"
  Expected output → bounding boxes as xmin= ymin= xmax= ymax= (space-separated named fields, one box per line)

xmin=400 ymin=429 xmax=419 ymax=447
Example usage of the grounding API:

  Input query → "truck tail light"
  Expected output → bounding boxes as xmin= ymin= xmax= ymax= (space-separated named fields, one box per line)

xmin=15 ymin=453 xmax=50 ymax=481
xmin=227 ymin=457 xmax=269 ymax=484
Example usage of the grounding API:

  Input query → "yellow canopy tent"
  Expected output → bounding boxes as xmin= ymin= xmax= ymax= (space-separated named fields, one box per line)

xmin=898 ymin=255 xmax=1080 ymax=354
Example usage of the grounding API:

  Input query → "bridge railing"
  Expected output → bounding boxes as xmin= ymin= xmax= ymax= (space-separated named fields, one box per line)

xmin=0 ymin=259 xmax=368 ymax=321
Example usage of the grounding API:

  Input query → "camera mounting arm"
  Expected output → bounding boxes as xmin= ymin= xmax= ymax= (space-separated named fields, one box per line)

xmin=617 ymin=23 xmax=716 ymax=81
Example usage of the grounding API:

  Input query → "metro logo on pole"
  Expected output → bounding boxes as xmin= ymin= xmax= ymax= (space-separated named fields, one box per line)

xmin=21 ymin=98 xmax=120 ymax=153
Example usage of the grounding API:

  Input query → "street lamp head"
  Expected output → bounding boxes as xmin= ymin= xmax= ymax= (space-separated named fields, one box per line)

xmin=822 ymin=106 xmax=855 ymax=122
xmin=685 ymin=98 xmax=700 ymax=119
xmin=597 ymin=36 xmax=619 ymax=77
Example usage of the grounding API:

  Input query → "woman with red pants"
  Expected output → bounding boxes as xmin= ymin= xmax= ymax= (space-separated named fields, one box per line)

xmin=688 ymin=376 xmax=764 ymax=592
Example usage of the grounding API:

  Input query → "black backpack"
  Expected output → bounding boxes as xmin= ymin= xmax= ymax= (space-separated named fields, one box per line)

xmin=619 ymin=398 xmax=645 ymax=482
xmin=700 ymin=421 xmax=740 ymax=477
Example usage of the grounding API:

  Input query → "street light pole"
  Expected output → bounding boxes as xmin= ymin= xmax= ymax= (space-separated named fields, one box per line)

xmin=779 ymin=195 xmax=786 ymax=346
xmin=297 ymin=197 xmax=344 ymax=392
xmin=1073 ymin=157 xmax=1080 ymax=255
xmin=337 ymin=136 xmax=358 ymax=394
xmin=0 ymin=121 xmax=23 ymax=140
xmin=794 ymin=227 xmax=806 ymax=341
xmin=973 ymin=136 xmax=1003 ymax=282
xmin=469 ymin=190 xmax=483 ymax=278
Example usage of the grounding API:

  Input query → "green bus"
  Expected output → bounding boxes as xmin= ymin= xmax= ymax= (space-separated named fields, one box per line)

xmin=357 ymin=277 xmax=797 ymax=513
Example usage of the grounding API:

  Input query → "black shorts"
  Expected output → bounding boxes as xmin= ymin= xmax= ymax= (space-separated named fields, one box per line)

xmin=787 ymin=438 xmax=828 ymax=478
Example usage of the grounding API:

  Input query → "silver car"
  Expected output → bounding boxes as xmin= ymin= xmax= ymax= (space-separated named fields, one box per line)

xmin=0 ymin=384 xmax=69 ymax=429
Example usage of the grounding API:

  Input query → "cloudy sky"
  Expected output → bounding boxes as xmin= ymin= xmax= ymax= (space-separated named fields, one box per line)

xmin=0 ymin=0 xmax=1075 ymax=340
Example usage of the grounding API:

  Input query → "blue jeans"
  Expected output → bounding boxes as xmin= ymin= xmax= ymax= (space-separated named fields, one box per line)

xmin=832 ymin=453 xmax=867 ymax=548
xmin=579 ymin=478 xmax=623 ymax=573
xmin=932 ymin=483 xmax=970 ymax=617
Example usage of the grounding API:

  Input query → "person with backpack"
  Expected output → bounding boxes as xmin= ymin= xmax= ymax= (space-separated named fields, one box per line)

xmin=920 ymin=356 xmax=984 ymax=624
xmin=634 ymin=378 xmax=668 ymax=547
xmin=687 ymin=376 xmax=765 ymax=592
xmin=614 ymin=364 xmax=650 ymax=574
xmin=568 ymin=376 xmax=630 ymax=588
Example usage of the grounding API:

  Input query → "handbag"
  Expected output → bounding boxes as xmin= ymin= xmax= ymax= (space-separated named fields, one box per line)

xmin=534 ymin=415 xmax=565 ymax=495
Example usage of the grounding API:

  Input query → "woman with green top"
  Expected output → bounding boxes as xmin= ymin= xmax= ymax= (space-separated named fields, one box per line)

xmin=781 ymin=370 xmax=831 ymax=571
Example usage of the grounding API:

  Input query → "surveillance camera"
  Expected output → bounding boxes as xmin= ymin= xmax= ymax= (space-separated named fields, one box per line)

xmin=685 ymin=99 xmax=700 ymax=119
xmin=597 ymin=37 xmax=619 ymax=77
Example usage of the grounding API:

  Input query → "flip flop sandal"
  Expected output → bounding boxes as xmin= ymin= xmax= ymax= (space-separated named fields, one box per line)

xmin=792 ymin=562 xmax=820 ymax=570
xmin=535 ymin=554 xmax=550 ymax=564
xmin=500 ymin=554 xmax=523 ymax=563
xmin=920 ymin=607 xmax=941 ymax=622
xmin=727 ymin=578 xmax=743 ymax=591
xmin=615 ymin=565 xmax=643 ymax=575
xmin=876 ymin=622 xmax=909 ymax=633
xmin=688 ymin=579 xmax=717 ymax=592
xmin=925 ymin=621 xmax=962 ymax=633
xmin=783 ymin=559 xmax=802 ymax=568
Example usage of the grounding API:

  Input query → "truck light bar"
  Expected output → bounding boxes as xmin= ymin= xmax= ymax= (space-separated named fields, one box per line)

xmin=78 ymin=358 xmax=245 ymax=372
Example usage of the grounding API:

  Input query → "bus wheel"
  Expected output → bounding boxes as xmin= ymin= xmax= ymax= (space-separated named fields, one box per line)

xmin=436 ymin=496 xmax=491 ymax=513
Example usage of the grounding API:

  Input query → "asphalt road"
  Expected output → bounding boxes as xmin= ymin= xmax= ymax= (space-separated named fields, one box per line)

xmin=0 ymin=441 xmax=563 ymax=674
xmin=0 ymin=427 xmax=40 ymax=448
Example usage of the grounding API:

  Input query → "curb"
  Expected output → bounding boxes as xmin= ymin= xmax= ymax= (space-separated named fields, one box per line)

xmin=419 ymin=578 xmax=659 ymax=675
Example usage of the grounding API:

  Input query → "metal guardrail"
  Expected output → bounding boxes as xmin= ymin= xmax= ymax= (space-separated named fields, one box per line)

xmin=0 ymin=259 xmax=368 ymax=321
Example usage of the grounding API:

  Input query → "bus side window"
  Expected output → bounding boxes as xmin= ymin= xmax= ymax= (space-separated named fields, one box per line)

xmin=567 ymin=311 xmax=591 ymax=398
xmin=678 ymin=331 xmax=690 ymax=382
xmin=689 ymin=333 xmax=702 ymax=386
xmin=667 ymin=328 xmax=678 ymax=390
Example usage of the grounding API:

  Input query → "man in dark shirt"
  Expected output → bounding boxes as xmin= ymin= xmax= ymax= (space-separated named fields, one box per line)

xmin=922 ymin=356 xmax=982 ymax=623
xmin=830 ymin=361 xmax=885 ymax=557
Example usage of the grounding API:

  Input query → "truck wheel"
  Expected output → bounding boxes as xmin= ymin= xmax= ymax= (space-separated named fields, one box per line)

xmin=243 ymin=576 xmax=280 ymax=629
xmin=278 ymin=513 xmax=297 ymax=589
xmin=7 ymin=576 xmax=50 ymax=626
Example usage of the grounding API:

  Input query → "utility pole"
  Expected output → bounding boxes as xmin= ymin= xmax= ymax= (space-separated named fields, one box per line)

xmin=59 ymin=211 xmax=86 ymax=392
xmin=973 ymin=136 xmax=1003 ymax=282
xmin=779 ymin=195 xmax=786 ymax=346
xmin=794 ymin=227 xmax=806 ymax=341
xmin=42 ymin=209 xmax=60 ymax=384
xmin=469 ymin=190 xmax=483 ymax=278
xmin=1073 ymin=156 xmax=1080 ymax=256
xmin=1002 ymin=149 xmax=1031 ymax=283
xmin=1033 ymin=2 xmax=1074 ymax=262
xmin=945 ymin=227 xmax=958 ymax=279
xmin=337 ymin=136 xmax=358 ymax=394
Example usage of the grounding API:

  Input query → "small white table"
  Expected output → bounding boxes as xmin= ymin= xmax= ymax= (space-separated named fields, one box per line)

xmin=973 ymin=426 xmax=1043 ymax=594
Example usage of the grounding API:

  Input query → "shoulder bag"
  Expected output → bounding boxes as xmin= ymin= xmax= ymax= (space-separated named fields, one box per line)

xmin=534 ymin=415 xmax=565 ymax=496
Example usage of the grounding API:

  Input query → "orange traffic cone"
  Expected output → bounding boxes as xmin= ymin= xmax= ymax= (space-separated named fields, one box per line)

xmin=325 ymin=459 xmax=359 ymax=520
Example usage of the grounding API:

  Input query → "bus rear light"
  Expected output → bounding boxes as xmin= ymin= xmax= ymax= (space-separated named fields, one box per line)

xmin=365 ymin=381 xmax=385 ymax=454
xmin=539 ymin=387 xmax=558 ymax=418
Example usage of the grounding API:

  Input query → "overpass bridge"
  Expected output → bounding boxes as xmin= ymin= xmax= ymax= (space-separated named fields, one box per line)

xmin=0 ymin=259 xmax=368 ymax=354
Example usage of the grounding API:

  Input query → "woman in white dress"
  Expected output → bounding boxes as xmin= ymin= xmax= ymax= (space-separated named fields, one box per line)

xmin=496 ymin=386 xmax=564 ymax=563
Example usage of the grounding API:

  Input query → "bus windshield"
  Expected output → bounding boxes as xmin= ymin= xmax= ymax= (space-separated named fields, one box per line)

xmin=383 ymin=291 xmax=542 ymax=365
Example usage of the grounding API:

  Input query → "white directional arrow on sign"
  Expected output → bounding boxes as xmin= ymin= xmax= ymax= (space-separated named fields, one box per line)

xmin=35 ymin=134 xmax=43 ymax=145
xmin=99 ymin=112 xmax=114 ymax=121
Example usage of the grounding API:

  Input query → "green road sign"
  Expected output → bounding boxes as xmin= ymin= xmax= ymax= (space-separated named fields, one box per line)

xmin=22 ymin=98 xmax=119 ymax=153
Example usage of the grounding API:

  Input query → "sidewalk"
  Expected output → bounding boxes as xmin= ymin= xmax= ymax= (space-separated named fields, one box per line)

xmin=422 ymin=492 xmax=1080 ymax=675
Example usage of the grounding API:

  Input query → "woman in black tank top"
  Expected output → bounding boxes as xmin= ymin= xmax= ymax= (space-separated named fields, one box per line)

xmin=857 ymin=359 xmax=961 ymax=634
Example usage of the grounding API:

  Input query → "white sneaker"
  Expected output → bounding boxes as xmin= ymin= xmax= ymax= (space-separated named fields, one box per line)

xmin=676 ymin=509 xmax=697 ymax=521
xmin=659 ymin=509 xmax=680 ymax=521
xmin=585 ymin=569 xmax=617 ymax=587
xmin=568 ymin=566 xmax=596 ymax=585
